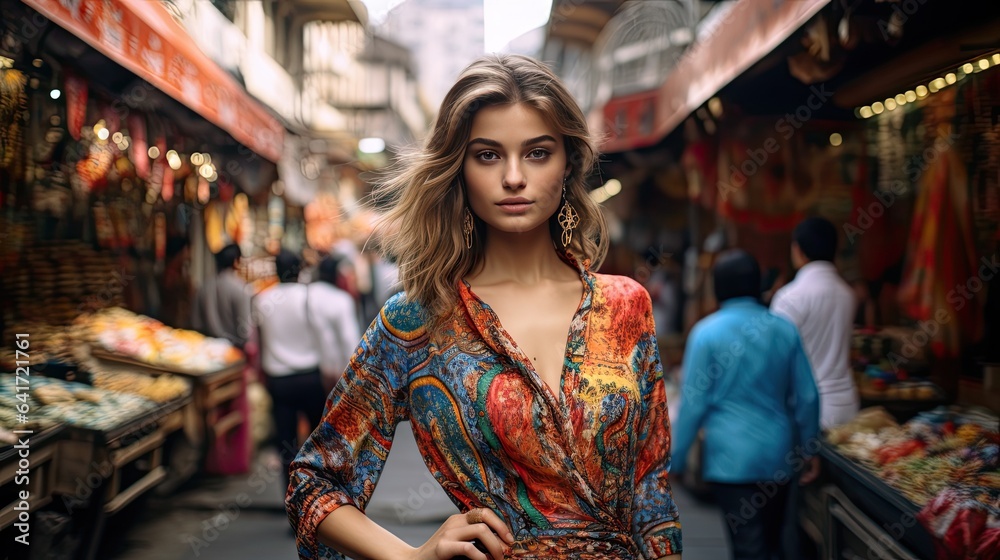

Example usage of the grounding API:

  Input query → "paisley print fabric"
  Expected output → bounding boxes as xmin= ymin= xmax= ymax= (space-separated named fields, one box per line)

xmin=286 ymin=254 xmax=682 ymax=559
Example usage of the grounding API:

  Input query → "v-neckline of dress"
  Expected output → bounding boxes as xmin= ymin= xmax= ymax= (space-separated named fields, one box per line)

xmin=460 ymin=253 xmax=592 ymax=406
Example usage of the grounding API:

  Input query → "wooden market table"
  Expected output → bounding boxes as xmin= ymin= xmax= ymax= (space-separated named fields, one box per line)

xmin=89 ymin=350 xmax=247 ymax=474
xmin=48 ymin=393 xmax=191 ymax=560
xmin=0 ymin=425 xmax=65 ymax=532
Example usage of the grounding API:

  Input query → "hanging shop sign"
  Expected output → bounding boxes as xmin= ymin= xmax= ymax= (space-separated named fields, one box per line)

xmin=23 ymin=0 xmax=285 ymax=163
xmin=602 ymin=90 xmax=659 ymax=153
xmin=601 ymin=0 xmax=832 ymax=152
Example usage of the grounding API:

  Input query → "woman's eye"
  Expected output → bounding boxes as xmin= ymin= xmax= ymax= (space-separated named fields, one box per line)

xmin=527 ymin=149 xmax=549 ymax=159
xmin=477 ymin=151 xmax=499 ymax=161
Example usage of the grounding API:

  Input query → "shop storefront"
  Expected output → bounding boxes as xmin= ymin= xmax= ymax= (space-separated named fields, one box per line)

xmin=586 ymin=0 xmax=1000 ymax=557
xmin=0 ymin=0 xmax=287 ymax=555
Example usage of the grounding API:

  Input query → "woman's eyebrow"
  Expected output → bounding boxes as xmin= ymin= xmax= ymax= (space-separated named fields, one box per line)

xmin=467 ymin=135 xmax=558 ymax=148
xmin=522 ymin=135 xmax=557 ymax=146
xmin=467 ymin=137 xmax=502 ymax=148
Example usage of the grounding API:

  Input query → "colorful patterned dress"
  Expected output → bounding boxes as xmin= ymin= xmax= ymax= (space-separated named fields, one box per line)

xmin=286 ymin=255 xmax=683 ymax=559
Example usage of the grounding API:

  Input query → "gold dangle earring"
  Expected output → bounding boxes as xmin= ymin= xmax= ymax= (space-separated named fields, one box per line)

xmin=462 ymin=207 xmax=474 ymax=249
xmin=557 ymin=177 xmax=580 ymax=248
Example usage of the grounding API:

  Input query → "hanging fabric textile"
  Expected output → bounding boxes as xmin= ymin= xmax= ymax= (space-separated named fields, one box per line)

xmin=898 ymin=112 xmax=983 ymax=358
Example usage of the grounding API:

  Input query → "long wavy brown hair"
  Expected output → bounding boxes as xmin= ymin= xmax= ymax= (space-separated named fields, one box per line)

xmin=372 ymin=54 xmax=608 ymax=325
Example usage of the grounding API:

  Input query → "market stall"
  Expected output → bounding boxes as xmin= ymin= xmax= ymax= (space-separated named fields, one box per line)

xmin=75 ymin=307 xmax=246 ymax=476
xmin=0 ymin=423 xmax=64 ymax=537
xmin=0 ymin=372 xmax=192 ymax=560
xmin=821 ymin=406 xmax=999 ymax=559
xmin=652 ymin=1 xmax=1000 ymax=556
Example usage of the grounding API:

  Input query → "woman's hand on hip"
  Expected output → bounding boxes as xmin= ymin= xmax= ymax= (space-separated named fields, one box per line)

xmin=410 ymin=508 xmax=514 ymax=560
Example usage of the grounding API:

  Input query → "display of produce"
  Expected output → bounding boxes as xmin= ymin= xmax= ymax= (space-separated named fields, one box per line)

xmin=857 ymin=374 xmax=945 ymax=401
xmin=828 ymin=406 xmax=1000 ymax=558
xmin=0 ymin=374 xmax=157 ymax=432
xmin=89 ymin=369 xmax=190 ymax=403
xmin=76 ymin=307 xmax=242 ymax=373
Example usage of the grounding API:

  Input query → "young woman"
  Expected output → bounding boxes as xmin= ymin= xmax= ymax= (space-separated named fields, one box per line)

xmin=286 ymin=54 xmax=683 ymax=560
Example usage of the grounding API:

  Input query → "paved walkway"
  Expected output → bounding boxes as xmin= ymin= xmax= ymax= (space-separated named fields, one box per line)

xmin=109 ymin=422 xmax=728 ymax=559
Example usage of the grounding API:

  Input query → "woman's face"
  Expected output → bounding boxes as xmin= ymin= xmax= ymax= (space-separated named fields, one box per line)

xmin=463 ymin=103 xmax=569 ymax=237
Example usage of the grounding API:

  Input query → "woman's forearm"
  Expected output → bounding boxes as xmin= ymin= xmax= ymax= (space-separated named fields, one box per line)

xmin=316 ymin=504 xmax=416 ymax=560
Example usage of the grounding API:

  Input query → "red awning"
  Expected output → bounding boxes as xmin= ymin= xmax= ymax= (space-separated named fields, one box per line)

xmin=601 ymin=0 xmax=831 ymax=153
xmin=24 ymin=0 xmax=285 ymax=163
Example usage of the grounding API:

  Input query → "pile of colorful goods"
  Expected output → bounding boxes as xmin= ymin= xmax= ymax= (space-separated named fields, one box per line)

xmin=828 ymin=406 xmax=999 ymax=558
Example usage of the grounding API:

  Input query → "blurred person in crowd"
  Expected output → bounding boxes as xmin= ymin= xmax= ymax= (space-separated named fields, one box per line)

xmin=310 ymin=256 xmax=362 ymax=392
xmin=329 ymin=237 xmax=366 ymax=322
xmin=673 ymin=249 xmax=820 ymax=560
xmin=192 ymin=243 xmax=252 ymax=349
xmin=771 ymin=217 xmax=859 ymax=429
xmin=643 ymin=248 xmax=680 ymax=339
xmin=286 ymin=54 xmax=682 ymax=560
xmin=298 ymin=247 xmax=322 ymax=283
xmin=253 ymin=249 xmax=325 ymax=490
xmin=771 ymin=218 xmax=858 ymax=560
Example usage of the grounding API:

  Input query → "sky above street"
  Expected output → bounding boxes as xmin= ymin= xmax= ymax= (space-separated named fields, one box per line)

xmin=362 ymin=0 xmax=553 ymax=51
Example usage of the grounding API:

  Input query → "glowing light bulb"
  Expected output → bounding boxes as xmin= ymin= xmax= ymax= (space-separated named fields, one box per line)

xmin=708 ymin=97 xmax=723 ymax=118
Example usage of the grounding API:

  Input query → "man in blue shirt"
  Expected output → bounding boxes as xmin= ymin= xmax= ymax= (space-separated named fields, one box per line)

xmin=673 ymin=249 xmax=821 ymax=560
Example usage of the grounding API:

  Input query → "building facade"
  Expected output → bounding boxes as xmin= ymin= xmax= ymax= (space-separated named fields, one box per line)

xmin=380 ymin=0 xmax=485 ymax=109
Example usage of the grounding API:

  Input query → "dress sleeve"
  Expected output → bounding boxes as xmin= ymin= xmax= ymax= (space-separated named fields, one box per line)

xmin=631 ymin=292 xmax=683 ymax=558
xmin=286 ymin=294 xmax=423 ymax=560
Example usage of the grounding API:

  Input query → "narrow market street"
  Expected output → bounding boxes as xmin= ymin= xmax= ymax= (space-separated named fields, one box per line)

xmin=108 ymin=422 xmax=730 ymax=559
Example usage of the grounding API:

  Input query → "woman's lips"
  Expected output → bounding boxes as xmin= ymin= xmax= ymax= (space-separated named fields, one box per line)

xmin=497 ymin=203 xmax=532 ymax=213
xmin=497 ymin=198 xmax=532 ymax=213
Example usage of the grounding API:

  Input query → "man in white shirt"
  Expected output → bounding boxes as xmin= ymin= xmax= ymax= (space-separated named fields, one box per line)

xmin=253 ymin=250 xmax=328 ymax=488
xmin=772 ymin=218 xmax=860 ymax=560
xmin=311 ymin=256 xmax=361 ymax=390
xmin=771 ymin=218 xmax=860 ymax=430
